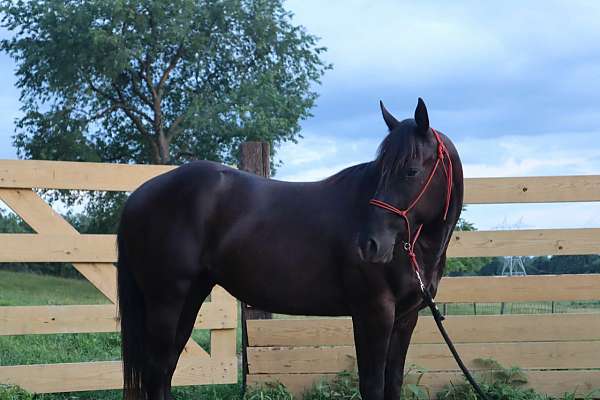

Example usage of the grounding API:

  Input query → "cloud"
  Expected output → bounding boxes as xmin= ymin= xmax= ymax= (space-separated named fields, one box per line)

xmin=288 ymin=1 xmax=600 ymax=86
xmin=275 ymin=130 xmax=379 ymax=181
xmin=1 ymin=2 xmax=600 ymax=231
xmin=275 ymin=127 xmax=600 ymax=229
xmin=287 ymin=0 xmax=600 ymax=146
xmin=457 ymin=131 xmax=600 ymax=177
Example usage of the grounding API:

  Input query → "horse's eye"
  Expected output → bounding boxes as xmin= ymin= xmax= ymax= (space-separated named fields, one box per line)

xmin=406 ymin=168 xmax=420 ymax=178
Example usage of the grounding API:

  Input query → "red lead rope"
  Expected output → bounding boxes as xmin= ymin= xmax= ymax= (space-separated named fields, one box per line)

xmin=370 ymin=130 xmax=490 ymax=400
xmin=369 ymin=128 xmax=453 ymax=278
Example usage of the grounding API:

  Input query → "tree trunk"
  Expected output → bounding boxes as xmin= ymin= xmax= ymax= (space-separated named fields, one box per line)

xmin=158 ymin=134 xmax=170 ymax=164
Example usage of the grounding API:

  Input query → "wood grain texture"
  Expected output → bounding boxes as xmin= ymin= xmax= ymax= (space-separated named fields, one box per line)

xmin=248 ymin=341 xmax=600 ymax=374
xmin=464 ymin=175 xmax=600 ymax=204
xmin=2 ymin=228 xmax=599 ymax=263
xmin=248 ymin=370 xmax=600 ymax=398
xmin=0 ymin=356 xmax=237 ymax=393
xmin=0 ymin=160 xmax=174 ymax=191
xmin=0 ymin=301 xmax=237 ymax=336
xmin=0 ymin=234 xmax=116 ymax=262
xmin=1 ymin=160 xmax=599 ymax=204
xmin=248 ymin=313 xmax=600 ymax=347
xmin=448 ymin=228 xmax=600 ymax=257
xmin=0 ymin=189 xmax=118 ymax=302
xmin=437 ymin=274 xmax=600 ymax=302
xmin=0 ymin=188 xmax=238 ymax=389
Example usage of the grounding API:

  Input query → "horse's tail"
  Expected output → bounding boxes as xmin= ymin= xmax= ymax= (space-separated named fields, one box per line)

xmin=117 ymin=226 xmax=146 ymax=400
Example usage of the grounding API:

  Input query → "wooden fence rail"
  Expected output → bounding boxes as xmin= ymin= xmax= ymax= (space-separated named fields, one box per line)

xmin=0 ymin=160 xmax=237 ymax=394
xmin=1 ymin=160 xmax=599 ymax=397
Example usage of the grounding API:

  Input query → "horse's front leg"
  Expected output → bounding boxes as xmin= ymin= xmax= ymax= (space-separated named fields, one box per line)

xmin=384 ymin=310 xmax=419 ymax=400
xmin=351 ymin=299 xmax=395 ymax=400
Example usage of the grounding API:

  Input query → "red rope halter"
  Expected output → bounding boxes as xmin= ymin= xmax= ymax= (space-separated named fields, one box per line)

xmin=369 ymin=128 xmax=453 ymax=277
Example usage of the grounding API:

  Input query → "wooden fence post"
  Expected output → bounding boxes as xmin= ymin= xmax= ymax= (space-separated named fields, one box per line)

xmin=239 ymin=141 xmax=272 ymax=393
xmin=239 ymin=141 xmax=270 ymax=178
xmin=238 ymin=141 xmax=272 ymax=321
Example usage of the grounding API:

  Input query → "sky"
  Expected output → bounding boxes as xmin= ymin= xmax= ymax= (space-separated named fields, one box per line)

xmin=275 ymin=0 xmax=600 ymax=230
xmin=1 ymin=1 xmax=600 ymax=229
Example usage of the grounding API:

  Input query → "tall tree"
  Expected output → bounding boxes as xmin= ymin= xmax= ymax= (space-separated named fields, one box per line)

xmin=1 ymin=0 xmax=330 ymax=166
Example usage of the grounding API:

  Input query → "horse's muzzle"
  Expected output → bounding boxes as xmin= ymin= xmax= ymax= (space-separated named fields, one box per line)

xmin=357 ymin=236 xmax=393 ymax=263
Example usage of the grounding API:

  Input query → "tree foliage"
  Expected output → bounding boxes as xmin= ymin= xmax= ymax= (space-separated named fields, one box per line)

xmin=445 ymin=208 xmax=492 ymax=276
xmin=526 ymin=255 xmax=600 ymax=275
xmin=1 ymin=0 xmax=330 ymax=165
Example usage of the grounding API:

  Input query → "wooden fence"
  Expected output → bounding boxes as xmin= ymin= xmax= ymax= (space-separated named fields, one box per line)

xmin=246 ymin=174 xmax=600 ymax=397
xmin=1 ymin=160 xmax=600 ymax=396
xmin=0 ymin=160 xmax=238 ymax=393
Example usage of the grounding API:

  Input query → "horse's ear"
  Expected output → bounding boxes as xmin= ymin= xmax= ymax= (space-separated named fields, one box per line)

xmin=414 ymin=97 xmax=430 ymax=134
xmin=380 ymin=100 xmax=400 ymax=131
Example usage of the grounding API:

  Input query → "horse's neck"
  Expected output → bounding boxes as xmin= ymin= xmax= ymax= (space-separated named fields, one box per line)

xmin=324 ymin=162 xmax=378 ymax=197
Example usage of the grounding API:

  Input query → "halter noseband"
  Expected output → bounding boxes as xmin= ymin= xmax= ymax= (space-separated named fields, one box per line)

xmin=368 ymin=128 xmax=453 ymax=285
xmin=369 ymin=129 xmax=492 ymax=399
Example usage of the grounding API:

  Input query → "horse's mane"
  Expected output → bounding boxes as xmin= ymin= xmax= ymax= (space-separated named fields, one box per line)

xmin=322 ymin=162 xmax=371 ymax=184
xmin=321 ymin=121 xmax=420 ymax=186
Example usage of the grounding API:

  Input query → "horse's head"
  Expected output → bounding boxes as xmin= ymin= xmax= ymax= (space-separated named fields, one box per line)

xmin=357 ymin=98 xmax=454 ymax=263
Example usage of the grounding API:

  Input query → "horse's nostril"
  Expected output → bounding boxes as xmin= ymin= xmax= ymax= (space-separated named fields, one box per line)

xmin=367 ymin=238 xmax=379 ymax=256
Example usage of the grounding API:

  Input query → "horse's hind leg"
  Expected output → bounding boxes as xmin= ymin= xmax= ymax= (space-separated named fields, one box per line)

xmin=140 ymin=259 xmax=210 ymax=400
xmin=383 ymin=311 xmax=418 ymax=400
xmin=165 ymin=272 xmax=214 ymax=394
xmin=142 ymin=293 xmax=188 ymax=400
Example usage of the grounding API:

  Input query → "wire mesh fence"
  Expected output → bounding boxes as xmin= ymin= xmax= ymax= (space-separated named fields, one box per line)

xmin=423 ymin=300 xmax=600 ymax=316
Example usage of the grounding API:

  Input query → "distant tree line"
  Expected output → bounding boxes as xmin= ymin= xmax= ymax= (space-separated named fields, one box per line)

xmin=446 ymin=255 xmax=600 ymax=277
xmin=476 ymin=255 xmax=600 ymax=276
xmin=445 ymin=211 xmax=600 ymax=277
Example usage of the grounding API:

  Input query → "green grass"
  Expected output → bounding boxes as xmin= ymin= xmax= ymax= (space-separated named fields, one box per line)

xmin=0 ymin=269 xmax=226 ymax=399
xmin=0 ymin=270 xmax=110 ymax=306
xmin=1 ymin=269 xmax=598 ymax=399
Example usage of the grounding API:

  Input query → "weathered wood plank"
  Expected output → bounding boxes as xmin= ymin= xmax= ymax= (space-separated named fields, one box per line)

xmin=0 ymin=234 xmax=116 ymax=262
xmin=3 ymin=236 xmax=599 ymax=303
xmin=248 ymin=341 xmax=600 ymax=374
xmin=0 ymin=356 xmax=237 ymax=393
xmin=248 ymin=370 xmax=600 ymax=398
xmin=210 ymin=286 xmax=240 ymax=372
xmin=2 ymin=228 xmax=599 ymax=262
xmin=464 ymin=175 xmax=600 ymax=204
xmin=1 ymin=160 xmax=599 ymax=204
xmin=0 ymin=302 xmax=237 ymax=336
xmin=0 ymin=189 xmax=234 ymax=362
xmin=448 ymin=228 xmax=600 ymax=257
xmin=0 ymin=189 xmax=118 ymax=302
xmin=437 ymin=274 xmax=600 ymax=303
xmin=248 ymin=313 xmax=600 ymax=347
xmin=0 ymin=160 xmax=174 ymax=191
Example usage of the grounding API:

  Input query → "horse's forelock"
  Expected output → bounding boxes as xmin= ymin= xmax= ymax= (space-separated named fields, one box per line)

xmin=375 ymin=128 xmax=418 ymax=186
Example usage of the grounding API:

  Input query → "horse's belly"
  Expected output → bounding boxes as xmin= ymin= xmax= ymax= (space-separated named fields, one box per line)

xmin=211 ymin=243 xmax=350 ymax=316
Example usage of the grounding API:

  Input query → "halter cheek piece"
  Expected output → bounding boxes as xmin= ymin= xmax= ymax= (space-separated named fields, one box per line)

xmin=369 ymin=128 xmax=453 ymax=288
xmin=369 ymin=130 xmax=490 ymax=400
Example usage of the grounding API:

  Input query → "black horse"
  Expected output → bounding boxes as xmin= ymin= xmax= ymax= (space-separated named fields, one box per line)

xmin=117 ymin=98 xmax=463 ymax=400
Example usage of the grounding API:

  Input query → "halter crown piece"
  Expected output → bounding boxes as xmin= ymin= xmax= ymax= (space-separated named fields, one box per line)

xmin=368 ymin=128 xmax=453 ymax=282
xmin=369 ymin=129 xmax=491 ymax=400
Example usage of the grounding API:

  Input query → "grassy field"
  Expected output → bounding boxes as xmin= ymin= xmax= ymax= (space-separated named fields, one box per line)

xmin=0 ymin=269 xmax=598 ymax=400
xmin=0 ymin=269 xmax=231 ymax=399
